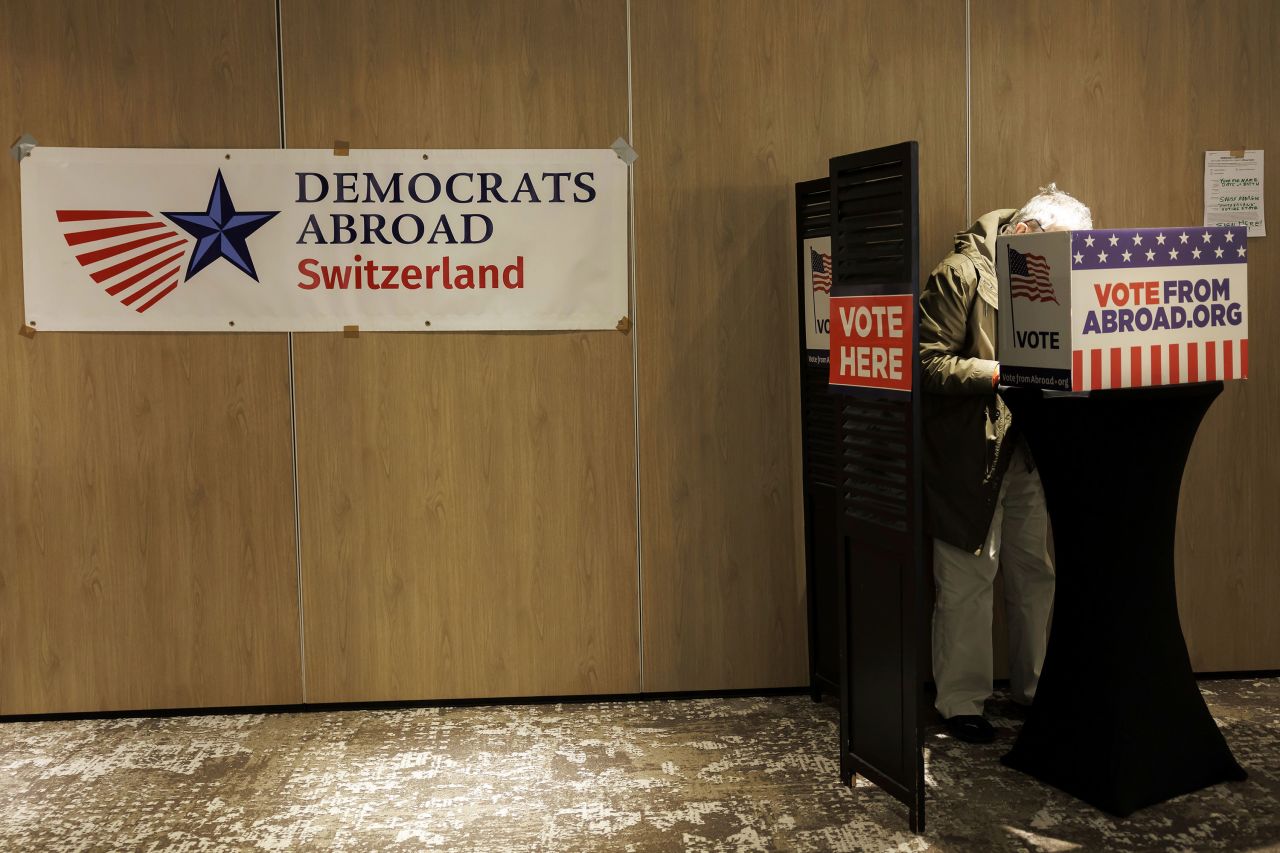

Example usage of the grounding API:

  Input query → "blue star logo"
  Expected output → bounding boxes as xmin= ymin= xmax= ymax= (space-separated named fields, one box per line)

xmin=163 ymin=170 xmax=278 ymax=282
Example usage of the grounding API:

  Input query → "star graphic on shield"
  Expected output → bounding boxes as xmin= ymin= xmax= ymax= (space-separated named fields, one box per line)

xmin=163 ymin=170 xmax=278 ymax=282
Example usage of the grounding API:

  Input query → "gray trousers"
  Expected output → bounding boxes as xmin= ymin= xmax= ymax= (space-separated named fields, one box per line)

xmin=931 ymin=441 xmax=1056 ymax=719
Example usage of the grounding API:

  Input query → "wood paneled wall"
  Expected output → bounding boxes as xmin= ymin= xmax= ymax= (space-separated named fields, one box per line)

xmin=1 ymin=1 xmax=1275 ymax=715
xmin=0 ymin=1 xmax=301 ymax=714
xmin=972 ymin=0 xmax=1279 ymax=671
xmin=281 ymin=0 xmax=640 ymax=702
xmin=631 ymin=0 xmax=966 ymax=691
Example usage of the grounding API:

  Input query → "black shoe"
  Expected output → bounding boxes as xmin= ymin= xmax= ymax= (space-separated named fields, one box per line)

xmin=946 ymin=714 xmax=996 ymax=744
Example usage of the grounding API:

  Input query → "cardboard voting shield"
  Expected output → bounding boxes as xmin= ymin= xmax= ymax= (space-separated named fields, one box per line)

xmin=997 ymin=227 xmax=1249 ymax=390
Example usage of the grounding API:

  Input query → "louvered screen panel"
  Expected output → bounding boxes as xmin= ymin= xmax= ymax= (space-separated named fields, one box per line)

xmin=795 ymin=178 xmax=840 ymax=700
xmin=796 ymin=178 xmax=839 ymax=488
xmin=802 ymin=369 xmax=841 ymax=486
xmin=832 ymin=161 xmax=911 ymax=294
xmin=828 ymin=142 xmax=926 ymax=834
xmin=840 ymin=398 xmax=908 ymax=531
xmin=798 ymin=179 xmax=832 ymax=236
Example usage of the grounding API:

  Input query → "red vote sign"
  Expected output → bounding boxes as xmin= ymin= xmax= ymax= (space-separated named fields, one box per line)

xmin=828 ymin=294 xmax=914 ymax=393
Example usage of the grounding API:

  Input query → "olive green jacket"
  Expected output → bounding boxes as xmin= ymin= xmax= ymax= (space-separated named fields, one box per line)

xmin=919 ymin=209 xmax=1018 ymax=553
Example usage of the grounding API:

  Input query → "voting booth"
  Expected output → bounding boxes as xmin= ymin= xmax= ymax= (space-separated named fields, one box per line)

xmin=995 ymin=227 xmax=1249 ymax=815
xmin=996 ymin=226 xmax=1249 ymax=391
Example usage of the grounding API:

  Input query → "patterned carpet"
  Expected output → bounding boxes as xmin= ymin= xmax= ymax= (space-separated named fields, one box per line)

xmin=1 ymin=679 xmax=1276 ymax=851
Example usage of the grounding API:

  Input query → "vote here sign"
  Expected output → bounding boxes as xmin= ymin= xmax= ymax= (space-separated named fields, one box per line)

xmin=828 ymin=294 xmax=914 ymax=393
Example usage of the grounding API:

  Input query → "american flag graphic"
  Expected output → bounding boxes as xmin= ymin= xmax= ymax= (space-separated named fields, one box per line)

xmin=810 ymin=247 xmax=832 ymax=293
xmin=56 ymin=209 xmax=191 ymax=313
xmin=1007 ymin=245 xmax=1057 ymax=304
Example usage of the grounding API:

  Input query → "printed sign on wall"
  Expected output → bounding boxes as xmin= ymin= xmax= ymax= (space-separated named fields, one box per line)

xmin=802 ymin=235 xmax=832 ymax=364
xmin=828 ymin=293 xmax=914 ymax=394
xmin=1204 ymin=150 xmax=1265 ymax=237
xmin=997 ymin=228 xmax=1249 ymax=391
xmin=20 ymin=148 xmax=628 ymax=331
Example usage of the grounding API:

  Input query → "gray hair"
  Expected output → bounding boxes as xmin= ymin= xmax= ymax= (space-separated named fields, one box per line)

xmin=1005 ymin=183 xmax=1093 ymax=232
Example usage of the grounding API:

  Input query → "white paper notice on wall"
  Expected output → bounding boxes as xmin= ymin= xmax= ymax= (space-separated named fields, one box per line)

xmin=1204 ymin=150 xmax=1265 ymax=237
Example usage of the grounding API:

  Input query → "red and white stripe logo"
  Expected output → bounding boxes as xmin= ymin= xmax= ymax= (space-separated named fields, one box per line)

xmin=56 ymin=209 xmax=191 ymax=313
xmin=1071 ymin=339 xmax=1249 ymax=390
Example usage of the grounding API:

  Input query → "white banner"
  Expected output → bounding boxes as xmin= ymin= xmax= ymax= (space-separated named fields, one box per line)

xmin=20 ymin=148 xmax=629 ymax=331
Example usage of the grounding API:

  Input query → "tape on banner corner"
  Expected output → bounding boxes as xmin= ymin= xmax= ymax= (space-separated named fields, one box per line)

xmin=9 ymin=133 xmax=37 ymax=161
xmin=333 ymin=139 xmax=350 ymax=157
xmin=610 ymin=137 xmax=639 ymax=165
xmin=19 ymin=323 xmax=36 ymax=339
xmin=1230 ymin=148 xmax=1246 ymax=158
xmin=343 ymin=324 xmax=360 ymax=338
xmin=616 ymin=316 xmax=632 ymax=333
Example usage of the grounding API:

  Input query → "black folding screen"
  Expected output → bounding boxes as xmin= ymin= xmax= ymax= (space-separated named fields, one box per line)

xmin=794 ymin=178 xmax=841 ymax=700
xmin=828 ymin=141 xmax=927 ymax=832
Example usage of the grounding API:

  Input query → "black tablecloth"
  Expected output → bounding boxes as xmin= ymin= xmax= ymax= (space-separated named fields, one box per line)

xmin=1000 ymin=383 xmax=1246 ymax=817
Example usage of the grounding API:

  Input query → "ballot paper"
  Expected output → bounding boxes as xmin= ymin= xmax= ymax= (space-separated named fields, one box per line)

xmin=1204 ymin=150 xmax=1265 ymax=237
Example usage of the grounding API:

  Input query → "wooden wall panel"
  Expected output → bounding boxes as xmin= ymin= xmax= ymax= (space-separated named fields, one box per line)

xmin=633 ymin=1 xmax=967 ymax=691
xmin=973 ymin=0 xmax=1280 ymax=670
xmin=0 ymin=0 xmax=301 ymax=714
xmin=283 ymin=0 xmax=639 ymax=701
